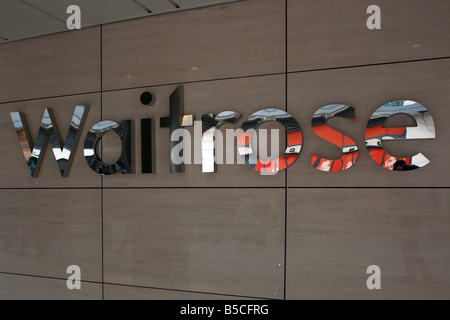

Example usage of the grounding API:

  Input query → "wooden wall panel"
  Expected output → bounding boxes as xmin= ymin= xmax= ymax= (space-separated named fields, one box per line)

xmin=286 ymin=188 xmax=450 ymax=299
xmin=0 ymin=27 xmax=100 ymax=103
xmin=103 ymin=188 xmax=285 ymax=299
xmin=0 ymin=274 xmax=102 ymax=300
xmin=288 ymin=0 xmax=450 ymax=71
xmin=104 ymin=284 xmax=254 ymax=300
xmin=0 ymin=189 xmax=102 ymax=282
xmin=102 ymin=0 xmax=285 ymax=91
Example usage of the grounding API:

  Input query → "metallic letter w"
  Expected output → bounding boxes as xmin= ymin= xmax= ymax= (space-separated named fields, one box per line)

xmin=10 ymin=106 xmax=89 ymax=178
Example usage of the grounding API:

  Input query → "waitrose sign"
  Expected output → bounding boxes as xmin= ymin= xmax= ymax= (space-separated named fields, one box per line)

xmin=9 ymin=86 xmax=436 ymax=177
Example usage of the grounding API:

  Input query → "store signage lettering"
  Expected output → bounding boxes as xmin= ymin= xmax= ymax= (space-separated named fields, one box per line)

xmin=9 ymin=86 xmax=436 ymax=177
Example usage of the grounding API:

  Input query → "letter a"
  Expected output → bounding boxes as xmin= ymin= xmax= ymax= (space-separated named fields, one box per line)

xmin=66 ymin=265 xmax=81 ymax=290
xmin=366 ymin=5 xmax=381 ymax=30
xmin=67 ymin=5 xmax=81 ymax=30
xmin=366 ymin=265 xmax=381 ymax=290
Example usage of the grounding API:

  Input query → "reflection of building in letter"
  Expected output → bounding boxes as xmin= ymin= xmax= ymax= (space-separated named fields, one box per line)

xmin=311 ymin=104 xmax=359 ymax=172
xmin=365 ymin=101 xmax=435 ymax=170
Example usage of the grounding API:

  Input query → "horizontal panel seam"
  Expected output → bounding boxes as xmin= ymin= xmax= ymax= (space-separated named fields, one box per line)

xmin=1 ymin=56 xmax=448 ymax=105
xmin=0 ymin=271 xmax=100 ymax=285
xmin=0 ymin=91 xmax=101 ymax=106
xmin=0 ymin=186 xmax=448 ymax=190
xmin=287 ymin=186 xmax=450 ymax=189
xmin=0 ymin=271 xmax=273 ymax=300
xmin=101 ymin=281 xmax=274 ymax=300
xmin=102 ymin=56 xmax=450 ymax=92
xmin=0 ymin=2 xmax=241 ymax=45
xmin=288 ymin=56 xmax=450 ymax=74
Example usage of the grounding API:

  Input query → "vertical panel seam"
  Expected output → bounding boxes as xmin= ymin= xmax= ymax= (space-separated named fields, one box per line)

xmin=100 ymin=24 xmax=105 ymax=301
xmin=283 ymin=0 xmax=288 ymax=301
